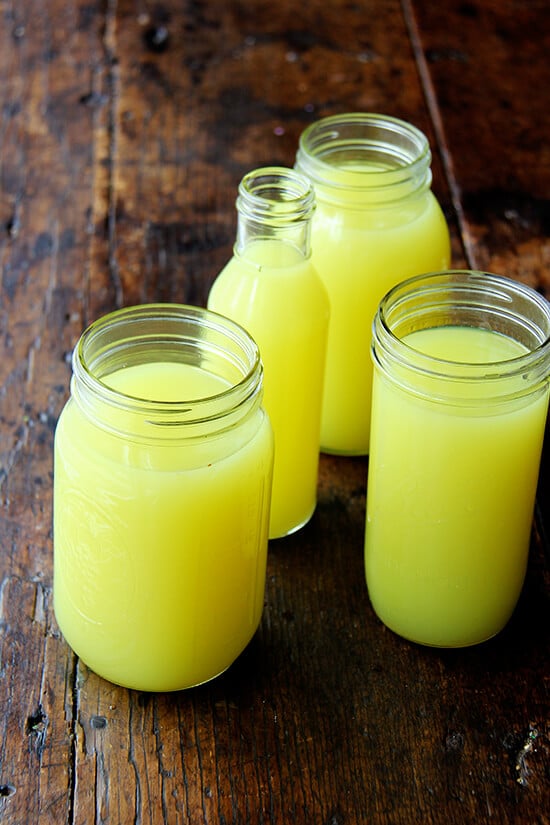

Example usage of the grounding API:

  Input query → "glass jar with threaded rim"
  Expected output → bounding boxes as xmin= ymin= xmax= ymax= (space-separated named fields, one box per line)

xmin=365 ymin=270 xmax=550 ymax=648
xmin=295 ymin=112 xmax=451 ymax=455
xmin=53 ymin=303 xmax=273 ymax=691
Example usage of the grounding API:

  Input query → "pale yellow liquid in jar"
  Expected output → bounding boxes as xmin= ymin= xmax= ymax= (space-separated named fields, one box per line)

xmin=208 ymin=240 xmax=329 ymax=538
xmin=365 ymin=326 xmax=549 ymax=647
xmin=54 ymin=362 xmax=273 ymax=691
xmin=310 ymin=169 xmax=450 ymax=454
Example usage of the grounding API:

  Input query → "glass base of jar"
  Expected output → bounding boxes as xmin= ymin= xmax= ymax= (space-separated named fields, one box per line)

xmin=372 ymin=611 xmax=507 ymax=649
xmin=57 ymin=618 xmax=261 ymax=692
xmin=74 ymin=652 xmax=244 ymax=692
xmin=269 ymin=502 xmax=317 ymax=540
xmin=321 ymin=446 xmax=369 ymax=457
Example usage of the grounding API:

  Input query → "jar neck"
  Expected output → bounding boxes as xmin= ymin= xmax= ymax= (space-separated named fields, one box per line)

xmin=295 ymin=113 xmax=433 ymax=207
xmin=234 ymin=166 xmax=315 ymax=259
xmin=372 ymin=271 xmax=550 ymax=406
xmin=71 ymin=304 xmax=263 ymax=441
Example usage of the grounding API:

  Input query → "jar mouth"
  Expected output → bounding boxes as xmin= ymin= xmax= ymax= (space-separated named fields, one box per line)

xmin=237 ymin=166 xmax=315 ymax=225
xmin=234 ymin=166 xmax=315 ymax=258
xmin=72 ymin=304 xmax=263 ymax=429
xmin=373 ymin=271 xmax=550 ymax=403
xmin=295 ymin=113 xmax=432 ymax=201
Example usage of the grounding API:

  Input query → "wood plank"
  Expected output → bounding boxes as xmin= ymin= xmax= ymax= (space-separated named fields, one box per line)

xmin=408 ymin=0 xmax=550 ymax=294
xmin=0 ymin=0 xmax=109 ymax=577
xmin=103 ymin=0 xmax=462 ymax=311
xmin=0 ymin=576 xmax=74 ymax=824
xmin=0 ymin=1 xmax=107 ymax=821
xmin=0 ymin=1 xmax=548 ymax=823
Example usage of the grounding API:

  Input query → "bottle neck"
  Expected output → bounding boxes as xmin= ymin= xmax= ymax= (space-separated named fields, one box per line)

xmin=295 ymin=113 xmax=433 ymax=207
xmin=234 ymin=166 xmax=315 ymax=259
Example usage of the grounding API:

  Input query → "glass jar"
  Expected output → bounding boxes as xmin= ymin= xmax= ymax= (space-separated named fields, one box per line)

xmin=53 ymin=304 xmax=274 ymax=691
xmin=295 ymin=112 xmax=451 ymax=455
xmin=208 ymin=167 xmax=329 ymax=539
xmin=365 ymin=271 xmax=550 ymax=647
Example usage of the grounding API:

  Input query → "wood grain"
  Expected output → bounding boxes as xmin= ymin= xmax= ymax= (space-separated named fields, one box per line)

xmin=0 ymin=1 xmax=548 ymax=823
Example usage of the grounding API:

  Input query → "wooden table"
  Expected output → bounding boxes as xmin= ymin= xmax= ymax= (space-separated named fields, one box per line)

xmin=1 ymin=1 xmax=549 ymax=823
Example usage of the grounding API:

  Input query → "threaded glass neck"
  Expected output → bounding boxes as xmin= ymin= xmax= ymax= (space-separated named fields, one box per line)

xmin=372 ymin=271 xmax=550 ymax=406
xmin=295 ymin=113 xmax=433 ymax=207
xmin=235 ymin=166 xmax=315 ymax=257
xmin=71 ymin=304 xmax=263 ymax=440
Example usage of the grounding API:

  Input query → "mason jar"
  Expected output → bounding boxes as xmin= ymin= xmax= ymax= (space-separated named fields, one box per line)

xmin=365 ymin=271 xmax=550 ymax=647
xmin=54 ymin=304 xmax=274 ymax=691
xmin=295 ymin=112 xmax=451 ymax=455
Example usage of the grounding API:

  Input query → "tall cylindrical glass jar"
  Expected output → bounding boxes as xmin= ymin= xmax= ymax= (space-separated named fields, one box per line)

xmin=54 ymin=304 xmax=274 ymax=691
xmin=208 ymin=167 xmax=329 ymax=539
xmin=295 ymin=113 xmax=451 ymax=455
xmin=365 ymin=271 xmax=550 ymax=647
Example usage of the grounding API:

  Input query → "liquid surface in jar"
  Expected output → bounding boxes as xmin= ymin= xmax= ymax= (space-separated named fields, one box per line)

xmin=404 ymin=324 xmax=527 ymax=362
xmin=104 ymin=359 xmax=230 ymax=399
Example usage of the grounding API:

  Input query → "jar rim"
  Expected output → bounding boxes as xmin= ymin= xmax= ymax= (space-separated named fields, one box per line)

xmin=373 ymin=271 xmax=550 ymax=399
xmin=72 ymin=303 xmax=263 ymax=425
xmin=295 ymin=112 xmax=431 ymax=193
xmin=237 ymin=166 xmax=315 ymax=223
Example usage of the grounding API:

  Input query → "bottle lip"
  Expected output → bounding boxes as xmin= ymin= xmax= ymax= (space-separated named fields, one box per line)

xmin=295 ymin=112 xmax=432 ymax=199
xmin=372 ymin=270 xmax=550 ymax=400
xmin=237 ymin=166 xmax=316 ymax=225
xmin=72 ymin=303 xmax=263 ymax=429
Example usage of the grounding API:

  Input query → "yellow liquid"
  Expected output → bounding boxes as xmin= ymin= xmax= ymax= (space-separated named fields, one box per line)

xmin=365 ymin=326 xmax=549 ymax=647
xmin=54 ymin=362 xmax=273 ymax=691
xmin=310 ymin=180 xmax=450 ymax=454
xmin=208 ymin=240 xmax=329 ymax=538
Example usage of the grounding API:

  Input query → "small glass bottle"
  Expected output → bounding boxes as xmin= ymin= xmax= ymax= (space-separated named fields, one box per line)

xmin=54 ymin=304 xmax=273 ymax=691
xmin=365 ymin=271 xmax=550 ymax=647
xmin=208 ymin=167 xmax=329 ymax=539
xmin=295 ymin=112 xmax=451 ymax=455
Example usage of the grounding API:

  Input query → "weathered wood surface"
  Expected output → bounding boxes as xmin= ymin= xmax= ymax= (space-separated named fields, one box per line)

xmin=0 ymin=0 xmax=548 ymax=823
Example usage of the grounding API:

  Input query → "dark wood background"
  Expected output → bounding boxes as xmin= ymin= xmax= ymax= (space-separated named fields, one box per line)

xmin=0 ymin=1 xmax=548 ymax=823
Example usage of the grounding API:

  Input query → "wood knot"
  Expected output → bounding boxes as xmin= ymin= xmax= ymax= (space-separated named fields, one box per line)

xmin=143 ymin=25 xmax=170 ymax=53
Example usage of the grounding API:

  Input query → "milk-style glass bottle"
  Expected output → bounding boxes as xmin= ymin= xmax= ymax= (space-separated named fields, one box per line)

xmin=208 ymin=167 xmax=329 ymax=539
xmin=295 ymin=113 xmax=451 ymax=455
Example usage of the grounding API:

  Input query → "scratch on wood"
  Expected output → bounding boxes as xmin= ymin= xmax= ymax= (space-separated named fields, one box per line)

xmin=0 ymin=576 xmax=9 ymax=677
xmin=6 ymin=198 xmax=22 ymax=238
xmin=26 ymin=703 xmax=49 ymax=757
xmin=102 ymin=0 xmax=124 ymax=308
xmin=0 ymin=416 xmax=30 ymax=499
xmin=153 ymin=697 xmax=170 ymax=822
xmin=128 ymin=694 xmax=143 ymax=825
xmin=26 ymin=337 xmax=37 ymax=386
xmin=66 ymin=657 xmax=80 ymax=825
xmin=0 ymin=575 xmax=9 ymax=629
xmin=515 ymin=723 xmax=539 ymax=786
xmin=95 ymin=750 xmax=110 ymax=823
xmin=32 ymin=580 xmax=49 ymax=626
xmin=26 ymin=224 xmax=59 ymax=388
